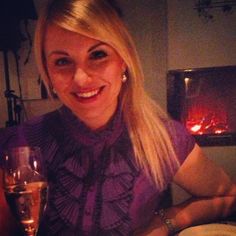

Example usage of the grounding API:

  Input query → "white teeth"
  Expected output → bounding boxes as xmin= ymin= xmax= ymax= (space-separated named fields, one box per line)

xmin=76 ymin=89 xmax=100 ymax=98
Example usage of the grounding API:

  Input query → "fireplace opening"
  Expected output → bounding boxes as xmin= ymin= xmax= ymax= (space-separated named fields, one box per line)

xmin=167 ymin=66 xmax=236 ymax=146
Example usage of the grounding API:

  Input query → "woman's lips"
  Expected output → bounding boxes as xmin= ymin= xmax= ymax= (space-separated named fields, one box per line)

xmin=73 ymin=86 xmax=105 ymax=100
xmin=76 ymin=88 xmax=100 ymax=98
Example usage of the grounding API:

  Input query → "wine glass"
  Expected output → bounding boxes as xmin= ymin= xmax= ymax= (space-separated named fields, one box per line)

xmin=2 ymin=146 xmax=48 ymax=236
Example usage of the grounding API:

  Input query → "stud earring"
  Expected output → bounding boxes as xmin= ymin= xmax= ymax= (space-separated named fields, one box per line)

xmin=51 ymin=87 xmax=58 ymax=98
xmin=122 ymin=74 xmax=127 ymax=83
xmin=52 ymin=87 xmax=57 ymax=94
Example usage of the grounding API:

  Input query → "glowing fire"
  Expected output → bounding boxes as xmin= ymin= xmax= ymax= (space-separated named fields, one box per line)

xmin=186 ymin=112 xmax=229 ymax=135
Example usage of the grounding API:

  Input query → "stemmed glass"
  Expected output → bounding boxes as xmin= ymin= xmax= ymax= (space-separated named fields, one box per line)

xmin=2 ymin=146 xmax=48 ymax=236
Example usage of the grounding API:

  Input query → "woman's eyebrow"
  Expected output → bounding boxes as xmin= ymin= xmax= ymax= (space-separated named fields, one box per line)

xmin=48 ymin=50 xmax=69 ymax=57
xmin=47 ymin=43 xmax=107 ymax=56
xmin=88 ymin=42 xmax=106 ymax=52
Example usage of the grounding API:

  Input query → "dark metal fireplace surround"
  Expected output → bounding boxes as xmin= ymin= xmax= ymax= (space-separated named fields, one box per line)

xmin=167 ymin=65 xmax=236 ymax=146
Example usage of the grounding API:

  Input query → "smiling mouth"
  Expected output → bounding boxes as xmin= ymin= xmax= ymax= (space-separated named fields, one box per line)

xmin=74 ymin=86 xmax=105 ymax=99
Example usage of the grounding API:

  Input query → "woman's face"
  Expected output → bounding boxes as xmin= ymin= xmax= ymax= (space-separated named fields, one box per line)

xmin=44 ymin=23 xmax=126 ymax=129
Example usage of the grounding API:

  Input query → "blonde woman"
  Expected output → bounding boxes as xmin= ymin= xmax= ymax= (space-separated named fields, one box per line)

xmin=0 ymin=0 xmax=236 ymax=235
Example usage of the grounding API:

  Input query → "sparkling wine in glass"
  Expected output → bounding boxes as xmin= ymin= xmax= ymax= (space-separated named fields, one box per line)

xmin=2 ymin=146 xmax=48 ymax=236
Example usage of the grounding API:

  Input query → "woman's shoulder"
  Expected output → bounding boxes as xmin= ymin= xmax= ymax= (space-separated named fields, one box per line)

xmin=0 ymin=109 xmax=61 ymax=156
xmin=0 ymin=108 xmax=60 ymax=134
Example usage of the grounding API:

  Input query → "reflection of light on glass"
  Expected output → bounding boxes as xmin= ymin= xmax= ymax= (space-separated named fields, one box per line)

xmin=24 ymin=181 xmax=27 ymax=185
xmin=184 ymin=69 xmax=193 ymax=72
xmin=184 ymin=77 xmax=191 ymax=93
xmin=33 ymin=160 xmax=38 ymax=170
xmin=5 ymin=155 xmax=8 ymax=161
xmin=17 ymin=170 xmax=21 ymax=180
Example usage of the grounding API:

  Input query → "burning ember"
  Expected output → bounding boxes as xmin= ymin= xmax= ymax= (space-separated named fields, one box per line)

xmin=186 ymin=112 xmax=229 ymax=135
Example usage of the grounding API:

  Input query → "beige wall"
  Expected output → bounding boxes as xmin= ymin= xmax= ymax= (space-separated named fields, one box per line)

xmin=167 ymin=0 xmax=236 ymax=69
xmin=119 ymin=0 xmax=168 ymax=109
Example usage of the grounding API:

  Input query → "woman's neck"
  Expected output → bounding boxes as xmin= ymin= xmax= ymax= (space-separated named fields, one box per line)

xmin=77 ymin=105 xmax=118 ymax=131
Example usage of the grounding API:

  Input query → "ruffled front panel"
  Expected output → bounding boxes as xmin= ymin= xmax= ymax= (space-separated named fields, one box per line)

xmin=45 ymin=135 xmax=140 ymax=234
xmin=31 ymin=106 xmax=141 ymax=235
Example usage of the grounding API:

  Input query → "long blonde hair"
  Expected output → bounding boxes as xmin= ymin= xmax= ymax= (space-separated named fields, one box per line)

xmin=34 ymin=0 xmax=180 ymax=190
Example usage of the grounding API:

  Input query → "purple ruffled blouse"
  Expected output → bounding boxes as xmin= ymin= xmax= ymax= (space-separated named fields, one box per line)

xmin=0 ymin=105 xmax=195 ymax=235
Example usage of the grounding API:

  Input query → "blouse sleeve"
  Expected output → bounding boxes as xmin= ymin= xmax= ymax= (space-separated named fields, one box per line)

xmin=166 ymin=120 xmax=196 ymax=165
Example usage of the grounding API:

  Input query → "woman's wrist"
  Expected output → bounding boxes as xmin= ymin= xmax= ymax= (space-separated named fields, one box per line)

xmin=156 ymin=209 xmax=178 ymax=235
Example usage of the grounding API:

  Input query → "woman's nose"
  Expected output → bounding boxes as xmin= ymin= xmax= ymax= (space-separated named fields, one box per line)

xmin=73 ymin=67 xmax=92 ymax=86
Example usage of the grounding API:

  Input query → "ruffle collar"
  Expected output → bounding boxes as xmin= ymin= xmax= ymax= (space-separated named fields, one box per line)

xmin=58 ymin=105 xmax=125 ymax=147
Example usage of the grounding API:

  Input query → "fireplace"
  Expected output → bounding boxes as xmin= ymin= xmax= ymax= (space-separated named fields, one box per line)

xmin=167 ymin=65 xmax=236 ymax=146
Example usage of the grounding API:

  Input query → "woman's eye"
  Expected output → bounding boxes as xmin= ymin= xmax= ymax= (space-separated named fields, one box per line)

xmin=90 ymin=50 xmax=108 ymax=60
xmin=54 ymin=57 xmax=71 ymax=66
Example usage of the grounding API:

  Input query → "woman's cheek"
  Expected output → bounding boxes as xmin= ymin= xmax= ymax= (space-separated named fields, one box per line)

xmin=51 ymin=70 xmax=74 ymax=83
